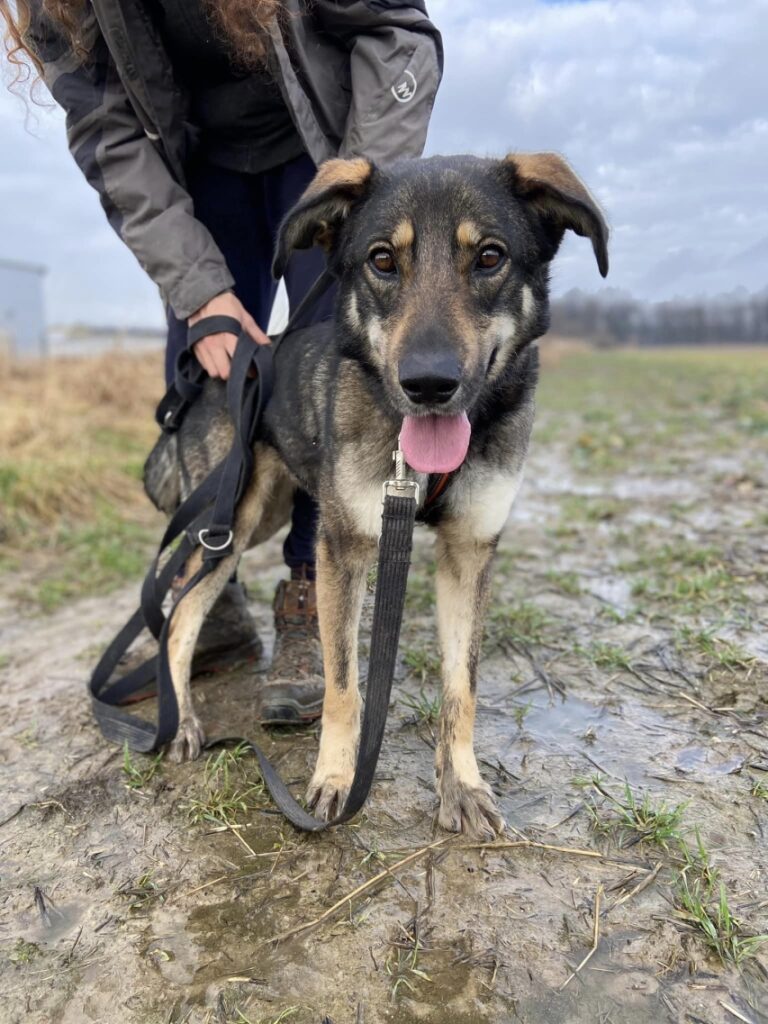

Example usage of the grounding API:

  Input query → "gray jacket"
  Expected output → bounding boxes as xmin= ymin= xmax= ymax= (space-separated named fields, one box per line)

xmin=27 ymin=1 xmax=442 ymax=318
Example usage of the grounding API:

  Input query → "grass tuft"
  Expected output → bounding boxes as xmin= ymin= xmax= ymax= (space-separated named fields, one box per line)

xmin=122 ymin=744 xmax=163 ymax=791
xmin=184 ymin=744 xmax=264 ymax=828
xmin=587 ymin=779 xmax=687 ymax=850
xmin=489 ymin=600 xmax=552 ymax=648
xmin=677 ymin=627 xmax=756 ymax=672
xmin=400 ymin=689 xmax=442 ymax=728
xmin=676 ymin=875 xmax=768 ymax=966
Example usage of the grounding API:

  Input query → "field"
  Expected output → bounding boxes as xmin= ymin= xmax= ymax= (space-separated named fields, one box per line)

xmin=1 ymin=344 xmax=767 ymax=1024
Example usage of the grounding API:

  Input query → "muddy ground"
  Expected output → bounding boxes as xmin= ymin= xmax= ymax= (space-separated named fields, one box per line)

xmin=1 ymin=346 xmax=767 ymax=1024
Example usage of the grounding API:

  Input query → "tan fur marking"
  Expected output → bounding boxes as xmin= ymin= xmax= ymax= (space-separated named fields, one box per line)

xmin=456 ymin=220 xmax=482 ymax=249
xmin=305 ymin=157 xmax=372 ymax=199
xmin=391 ymin=218 xmax=415 ymax=252
xmin=507 ymin=152 xmax=589 ymax=196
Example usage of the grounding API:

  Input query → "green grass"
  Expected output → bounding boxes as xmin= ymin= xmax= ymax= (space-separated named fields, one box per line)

xmin=512 ymin=700 xmax=534 ymax=730
xmin=536 ymin=348 xmax=768 ymax=491
xmin=405 ymin=571 xmax=435 ymax=614
xmin=586 ymin=779 xmax=687 ymax=850
xmin=20 ymin=508 xmax=156 ymax=613
xmin=400 ymin=689 xmax=442 ymax=727
xmin=677 ymin=876 xmax=768 ymax=966
xmin=488 ymin=600 xmax=552 ymax=648
xmin=583 ymin=642 xmax=633 ymax=672
xmin=122 ymin=744 xmax=163 ymax=791
xmin=622 ymin=541 xmax=743 ymax=614
xmin=676 ymin=627 xmax=755 ymax=672
xmin=7 ymin=939 xmax=41 ymax=965
xmin=545 ymin=570 xmax=582 ymax=596
xmin=185 ymin=745 xmax=265 ymax=828
xmin=583 ymin=780 xmax=768 ymax=968
xmin=749 ymin=778 xmax=768 ymax=800
xmin=559 ymin=494 xmax=625 ymax=524
xmin=402 ymin=645 xmax=441 ymax=684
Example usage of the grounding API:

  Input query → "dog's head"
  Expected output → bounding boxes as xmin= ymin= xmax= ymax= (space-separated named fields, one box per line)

xmin=274 ymin=153 xmax=608 ymax=473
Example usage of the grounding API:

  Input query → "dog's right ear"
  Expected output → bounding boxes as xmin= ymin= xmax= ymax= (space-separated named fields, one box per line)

xmin=273 ymin=157 xmax=374 ymax=278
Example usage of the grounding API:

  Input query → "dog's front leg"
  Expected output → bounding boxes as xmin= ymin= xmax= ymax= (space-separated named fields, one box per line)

xmin=434 ymin=524 xmax=504 ymax=840
xmin=307 ymin=526 xmax=375 ymax=820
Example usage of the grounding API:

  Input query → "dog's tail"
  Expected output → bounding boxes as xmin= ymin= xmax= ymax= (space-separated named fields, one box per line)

xmin=143 ymin=433 xmax=180 ymax=514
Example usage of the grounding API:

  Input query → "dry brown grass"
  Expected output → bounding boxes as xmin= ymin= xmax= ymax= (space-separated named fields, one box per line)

xmin=0 ymin=351 xmax=164 ymax=549
xmin=536 ymin=335 xmax=593 ymax=369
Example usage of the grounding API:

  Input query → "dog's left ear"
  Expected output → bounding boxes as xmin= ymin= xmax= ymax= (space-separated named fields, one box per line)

xmin=273 ymin=157 xmax=374 ymax=278
xmin=504 ymin=153 xmax=609 ymax=277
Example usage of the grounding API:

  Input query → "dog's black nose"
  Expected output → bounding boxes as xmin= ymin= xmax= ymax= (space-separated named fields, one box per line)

xmin=398 ymin=351 xmax=462 ymax=405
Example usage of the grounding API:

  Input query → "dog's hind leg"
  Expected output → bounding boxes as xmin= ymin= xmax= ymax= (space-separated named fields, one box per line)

xmin=166 ymin=547 xmax=235 ymax=762
xmin=165 ymin=449 xmax=285 ymax=762
xmin=434 ymin=523 xmax=504 ymax=840
xmin=307 ymin=527 xmax=376 ymax=819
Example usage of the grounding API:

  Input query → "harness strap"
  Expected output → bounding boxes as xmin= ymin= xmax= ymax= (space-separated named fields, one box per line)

xmin=187 ymin=314 xmax=242 ymax=347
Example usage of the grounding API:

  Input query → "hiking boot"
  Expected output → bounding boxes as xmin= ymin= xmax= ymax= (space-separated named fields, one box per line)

xmin=117 ymin=580 xmax=262 ymax=688
xmin=259 ymin=577 xmax=325 ymax=725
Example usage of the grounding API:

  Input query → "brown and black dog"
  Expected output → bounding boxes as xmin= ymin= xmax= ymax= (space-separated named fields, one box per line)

xmin=144 ymin=152 xmax=608 ymax=839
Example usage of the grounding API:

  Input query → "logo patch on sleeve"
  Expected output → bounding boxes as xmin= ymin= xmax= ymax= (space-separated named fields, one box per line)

xmin=391 ymin=70 xmax=418 ymax=104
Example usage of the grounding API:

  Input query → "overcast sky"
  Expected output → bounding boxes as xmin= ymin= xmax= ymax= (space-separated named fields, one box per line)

xmin=0 ymin=0 xmax=766 ymax=327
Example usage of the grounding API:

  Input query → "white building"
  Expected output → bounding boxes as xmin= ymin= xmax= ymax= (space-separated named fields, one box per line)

xmin=0 ymin=258 xmax=47 ymax=358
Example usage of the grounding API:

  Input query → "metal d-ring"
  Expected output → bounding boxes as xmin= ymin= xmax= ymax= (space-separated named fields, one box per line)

xmin=198 ymin=528 xmax=234 ymax=552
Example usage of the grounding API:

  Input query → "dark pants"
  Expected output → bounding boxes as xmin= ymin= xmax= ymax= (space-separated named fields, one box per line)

xmin=166 ymin=152 xmax=335 ymax=574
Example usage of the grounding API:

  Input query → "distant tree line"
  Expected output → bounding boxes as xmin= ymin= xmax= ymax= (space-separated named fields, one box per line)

xmin=549 ymin=289 xmax=768 ymax=346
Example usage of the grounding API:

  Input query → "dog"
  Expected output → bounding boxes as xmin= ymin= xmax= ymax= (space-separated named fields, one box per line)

xmin=144 ymin=152 xmax=608 ymax=839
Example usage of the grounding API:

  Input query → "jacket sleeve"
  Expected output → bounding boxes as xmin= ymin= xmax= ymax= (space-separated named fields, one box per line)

xmin=312 ymin=1 xmax=443 ymax=163
xmin=25 ymin=6 xmax=234 ymax=319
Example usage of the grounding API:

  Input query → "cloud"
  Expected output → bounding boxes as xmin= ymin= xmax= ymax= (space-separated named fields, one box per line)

xmin=425 ymin=0 xmax=768 ymax=299
xmin=0 ymin=0 xmax=766 ymax=325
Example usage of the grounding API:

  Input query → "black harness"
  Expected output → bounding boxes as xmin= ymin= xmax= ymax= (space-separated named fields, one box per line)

xmin=89 ymin=273 xmax=420 ymax=830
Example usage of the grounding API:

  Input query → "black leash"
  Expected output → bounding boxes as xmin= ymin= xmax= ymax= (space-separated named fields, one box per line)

xmin=89 ymin=271 xmax=419 ymax=830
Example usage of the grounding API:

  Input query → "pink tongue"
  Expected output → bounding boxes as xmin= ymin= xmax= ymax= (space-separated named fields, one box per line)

xmin=400 ymin=413 xmax=471 ymax=474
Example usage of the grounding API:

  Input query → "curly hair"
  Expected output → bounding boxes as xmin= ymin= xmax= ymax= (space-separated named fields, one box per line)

xmin=1 ymin=0 xmax=283 ymax=88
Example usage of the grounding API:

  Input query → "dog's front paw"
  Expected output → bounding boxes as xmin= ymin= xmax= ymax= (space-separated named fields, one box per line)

xmin=437 ymin=774 xmax=505 ymax=841
xmin=306 ymin=769 xmax=353 ymax=821
xmin=167 ymin=716 xmax=206 ymax=762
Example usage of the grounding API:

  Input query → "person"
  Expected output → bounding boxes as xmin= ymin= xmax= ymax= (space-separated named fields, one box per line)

xmin=1 ymin=0 xmax=442 ymax=723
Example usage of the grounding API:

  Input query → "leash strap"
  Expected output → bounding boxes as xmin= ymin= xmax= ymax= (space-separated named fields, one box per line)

xmin=90 ymin=268 xmax=421 ymax=831
xmin=213 ymin=490 xmax=417 ymax=830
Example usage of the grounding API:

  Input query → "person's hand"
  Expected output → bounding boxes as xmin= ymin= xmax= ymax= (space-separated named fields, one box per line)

xmin=188 ymin=291 xmax=269 ymax=379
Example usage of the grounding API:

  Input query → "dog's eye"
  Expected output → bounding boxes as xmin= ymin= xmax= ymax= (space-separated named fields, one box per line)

xmin=369 ymin=248 xmax=397 ymax=276
xmin=476 ymin=246 xmax=504 ymax=272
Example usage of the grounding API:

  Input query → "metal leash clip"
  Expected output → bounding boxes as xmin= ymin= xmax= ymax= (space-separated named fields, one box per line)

xmin=383 ymin=443 xmax=420 ymax=503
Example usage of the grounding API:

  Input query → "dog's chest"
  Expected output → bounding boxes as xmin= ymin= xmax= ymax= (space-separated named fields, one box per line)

xmin=334 ymin=449 xmax=525 ymax=542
